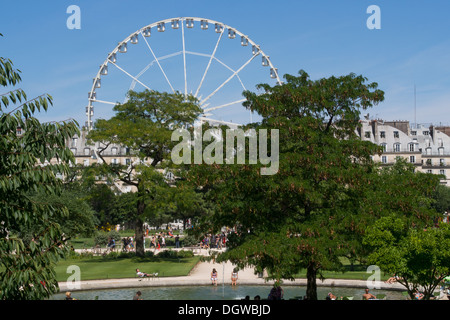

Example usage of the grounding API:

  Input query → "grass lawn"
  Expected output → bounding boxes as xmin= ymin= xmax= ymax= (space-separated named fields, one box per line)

xmin=55 ymin=255 xmax=201 ymax=282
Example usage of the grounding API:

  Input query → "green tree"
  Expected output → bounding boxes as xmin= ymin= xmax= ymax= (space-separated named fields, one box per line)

xmin=0 ymin=35 xmax=79 ymax=299
xmin=27 ymin=186 xmax=98 ymax=238
xmin=364 ymin=215 xmax=450 ymax=300
xmin=188 ymin=70 xmax=384 ymax=300
xmin=87 ymin=89 xmax=202 ymax=256
xmin=432 ymin=184 xmax=450 ymax=216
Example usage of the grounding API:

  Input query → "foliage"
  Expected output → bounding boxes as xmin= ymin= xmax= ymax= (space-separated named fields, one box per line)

xmin=27 ymin=186 xmax=98 ymax=238
xmin=181 ymin=235 xmax=200 ymax=247
xmin=187 ymin=70 xmax=385 ymax=300
xmin=87 ymin=89 xmax=203 ymax=256
xmin=364 ymin=216 xmax=450 ymax=300
xmin=94 ymin=230 xmax=121 ymax=246
xmin=432 ymin=184 xmax=450 ymax=215
xmin=0 ymin=35 xmax=79 ymax=299
xmin=157 ymin=249 xmax=194 ymax=259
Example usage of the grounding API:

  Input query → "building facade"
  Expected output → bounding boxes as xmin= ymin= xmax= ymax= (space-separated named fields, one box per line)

xmin=358 ymin=119 xmax=450 ymax=185
xmin=65 ymin=119 xmax=450 ymax=188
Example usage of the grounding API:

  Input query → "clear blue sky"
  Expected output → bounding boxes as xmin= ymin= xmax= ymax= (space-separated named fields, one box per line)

xmin=1 ymin=0 xmax=450 ymax=127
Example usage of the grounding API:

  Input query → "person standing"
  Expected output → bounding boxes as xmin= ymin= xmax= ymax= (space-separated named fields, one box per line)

xmin=231 ymin=268 xmax=238 ymax=286
xmin=175 ymin=234 xmax=180 ymax=248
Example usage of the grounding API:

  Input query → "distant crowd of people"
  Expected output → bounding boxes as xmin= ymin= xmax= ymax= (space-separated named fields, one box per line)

xmin=105 ymin=226 xmax=236 ymax=253
xmin=200 ymin=232 xmax=229 ymax=249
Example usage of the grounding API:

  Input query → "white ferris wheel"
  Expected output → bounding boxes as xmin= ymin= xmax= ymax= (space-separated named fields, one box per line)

xmin=86 ymin=17 xmax=282 ymax=130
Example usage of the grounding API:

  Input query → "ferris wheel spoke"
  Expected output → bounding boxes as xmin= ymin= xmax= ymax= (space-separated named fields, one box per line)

xmin=181 ymin=19 xmax=188 ymax=97
xmin=200 ymin=52 xmax=259 ymax=106
xmin=140 ymin=30 xmax=176 ymax=93
xmin=194 ymin=30 xmax=224 ymax=98
xmin=203 ymin=98 xmax=247 ymax=113
xmin=89 ymin=99 xmax=117 ymax=106
xmin=108 ymin=60 xmax=152 ymax=92
xmin=87 ymin=17 xmax=280 ymax=130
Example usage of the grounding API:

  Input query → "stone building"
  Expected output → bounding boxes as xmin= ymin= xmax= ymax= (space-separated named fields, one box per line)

xmin=358 ymin=119 xmax=450 ymax=185
xmin=65 ymin=118 xmax=450 ymax=188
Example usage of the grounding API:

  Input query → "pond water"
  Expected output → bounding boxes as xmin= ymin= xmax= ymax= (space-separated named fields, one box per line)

xmin=51 ymin=285 xmax=405 ymax=300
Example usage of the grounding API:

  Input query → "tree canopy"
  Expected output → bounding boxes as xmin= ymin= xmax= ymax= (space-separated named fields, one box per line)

xmin=187 ymin=70 xmax=386 ymax=299
xmin=87 ymin=89 xmax=203 ymax=256
xmin=364 ymin=215 xmax=450 ymax=300
xmin=0 ymin=35 xmax=79 ymax=299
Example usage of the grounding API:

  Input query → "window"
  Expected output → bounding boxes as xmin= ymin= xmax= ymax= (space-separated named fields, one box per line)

xmin=84 ymin=147 xmax=90 ymax=156
xmin=439 ymin=147 xmax=444 ymax=155
xmin=111 ymin=147 xmax=118 ymax=155
xmin=411 ymin=131 xmax=417 ymax=136
xmin=426 ymin=159 xmax=432 ymax=166
xmin=427 ymin=169 xmax=433 ymax=174
xmin=380 ymin=131 xmax=386 ymax=138
xmin=83 ymin=159 xmax=89 ymax=166
xmin=380 ymin=143 xmax=387 ymax=152
xmin=112 ymin=158 xmax=118 ymax=165
xmin=440 ymin=159 xmax=445 ymax=166
xmin=426 ymin=147 xmax=432 ymax=155
xmin=16 ymin=127 xmax=22 ymax=135
xmin=365 ymin=131 xmax=371 ymax=138
xmin=71 ymin=138 xmax=78 ymax=148
xmin=394 ymin=131 xmax=399 ymax=138
xmin=409 ymin=143 xmax=415 ymax=152
xmin=381 ymin=156 xmax=387 ymax=164
xmin=125 ymin=158 xmax=131 ymax=165
xmin=394 ymin=143 xmax=401 ymax=152
xmin=70 ymin=148 xmax=77 ymax=155
xmin=409 ymin=156 xmax=415 ymax=163
xmin=440 ymin=169 xmax=446 ymax=175
xmin=423 ymin=131 xmax=429 ymax=135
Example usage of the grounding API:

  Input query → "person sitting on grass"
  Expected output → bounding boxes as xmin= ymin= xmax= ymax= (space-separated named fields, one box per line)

xmin=136 ymin=268 xmax=151 ymax=278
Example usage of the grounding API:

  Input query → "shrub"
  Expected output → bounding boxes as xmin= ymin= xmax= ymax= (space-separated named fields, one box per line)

xmin=94 ymin=230 xmax=122 ymax=246
xmin=182 ymin=235 xmax=199 ymax=247
xmin=157 ymin=249 xmax=194 ymax=259
xmin=108 ymin=230 xmax=122 ymax=242
xmin=94 ymin=232 xmax=109 ymax=246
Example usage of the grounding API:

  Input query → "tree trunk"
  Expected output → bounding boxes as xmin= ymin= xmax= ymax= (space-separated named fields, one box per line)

xmin=135 ymin=194 xmax=146 ymax=257
xmin=135 ymin=218 xmax=145 ymax=257
xmin=306 ymin=263 xmax=318 ymax=300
